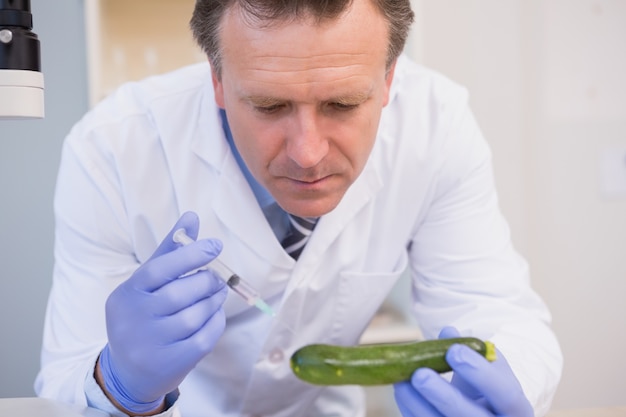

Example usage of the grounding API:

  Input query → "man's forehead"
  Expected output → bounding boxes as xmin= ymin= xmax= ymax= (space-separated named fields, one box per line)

xmin=214 ymin=0 xmax=391 ymax=98
xmin=219 ymin=1 xmax=388 ymax=64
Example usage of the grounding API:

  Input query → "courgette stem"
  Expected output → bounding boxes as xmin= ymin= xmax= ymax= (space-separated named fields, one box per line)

xmin=484 ymin=341 xmax=497 ymax=362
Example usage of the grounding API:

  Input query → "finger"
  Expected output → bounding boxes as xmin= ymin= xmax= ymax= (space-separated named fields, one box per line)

xmin=446 ymin=345 xmax=533 ymax=416
xmin=438 ymin=326 xmax=461 ymax=339
xmin=393 ymin=380 xmax=442 ymax=417
xmin=133 ymin=239 xmax=223 ymax=292
xmin=154 ymin=307 xmax=227 ymax=380
xmin=410 ymin=368 xmax=492 ymax=417
xmin=437 ymin=327 xmax=485 ymax=402
xmin=152 ymin=269 xmax=227 ymax=316
xmin=179 ymin=306 xmax=227 ymax=358
xmin=149 ymin=211 xmax=200 ymax=261
xmin=159 ymin=286 xmax=228 ymax=343
xmin=450 ymin=371 xmax=485 ymax=403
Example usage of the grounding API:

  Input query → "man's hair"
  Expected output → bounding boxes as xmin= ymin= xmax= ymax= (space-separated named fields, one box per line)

xmin=190 ymin=0 xmax=415 ymax=78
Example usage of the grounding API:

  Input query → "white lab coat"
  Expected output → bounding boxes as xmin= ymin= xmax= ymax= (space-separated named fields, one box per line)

xmin=35 ymin=55 xmax=562 ymax=417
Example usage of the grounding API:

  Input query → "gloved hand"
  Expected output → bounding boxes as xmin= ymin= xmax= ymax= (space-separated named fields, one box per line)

xmin=98 ymin=211 xmax=228 ymax=414
xmin=394 ymin=327 xmax=533 ymax=417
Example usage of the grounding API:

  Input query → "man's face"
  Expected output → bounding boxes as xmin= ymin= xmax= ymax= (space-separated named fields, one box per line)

xmin=212 ymin=0 xmax=395 ymax=217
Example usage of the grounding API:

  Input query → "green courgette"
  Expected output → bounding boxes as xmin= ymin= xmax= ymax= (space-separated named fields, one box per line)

xmin=290 ymin=337 xmax=497 ymax=386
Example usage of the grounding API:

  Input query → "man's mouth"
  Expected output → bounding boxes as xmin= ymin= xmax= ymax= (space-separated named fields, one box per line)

xmin=289 ymin=174 xmax=332 ymax=185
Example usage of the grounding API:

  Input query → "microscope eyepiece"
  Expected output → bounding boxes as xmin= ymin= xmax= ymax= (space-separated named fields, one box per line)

xmin=0 ymin=0 xmax=40 ymax=72
xmin=0 ymin=0 xmax=34 ymax=29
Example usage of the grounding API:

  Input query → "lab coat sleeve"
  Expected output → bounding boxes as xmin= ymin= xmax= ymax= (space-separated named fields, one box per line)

xmin=407 ymin=91 xmax=562 ymax=416
xmin=34 ymin=117 xmax=181 ymax=417
xmin=34 ymin=123 xmax=133 ymax=404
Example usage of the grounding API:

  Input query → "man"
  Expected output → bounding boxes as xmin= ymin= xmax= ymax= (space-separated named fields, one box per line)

xmin=35 ymin=0 xmax=562 ymax=416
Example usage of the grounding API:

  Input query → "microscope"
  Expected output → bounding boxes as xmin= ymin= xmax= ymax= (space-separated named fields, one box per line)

xmin=0 ymin=0 xmax=43 ymax=119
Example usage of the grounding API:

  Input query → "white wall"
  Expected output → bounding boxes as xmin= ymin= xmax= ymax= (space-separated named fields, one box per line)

xmin=524 ymin=1 xmax=626 ymax=409
xmin=406 ymin=0 xmax=626 ymax=410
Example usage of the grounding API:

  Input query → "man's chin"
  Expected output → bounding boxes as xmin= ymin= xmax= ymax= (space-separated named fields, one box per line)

xmin=275 ymin=194 xmax=344 ymax=218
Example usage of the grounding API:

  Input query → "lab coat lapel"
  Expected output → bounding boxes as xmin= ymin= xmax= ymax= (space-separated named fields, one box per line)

xmin=212 ymin=160 xmax=287 ymax=264
xmin=283 ymin=161 xmax=384 ymax=293
xmin=153 ymin=93 xmax=226 ymax=224
xmin=190 ymin=86 xmax=288 ymax=265
xmin=320 ymin=162 xmax=384 ymax=245
xmin=152 ymin=78 xmax=284 ymax=265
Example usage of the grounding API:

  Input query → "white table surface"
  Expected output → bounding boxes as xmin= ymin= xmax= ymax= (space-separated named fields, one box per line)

xmin=547 ymin=407 xmax=626 ymax=417
xmin=3 ymin=396 xmax=624 ymax=417
xmin=0 ymin=397 xmax=109 ymax=417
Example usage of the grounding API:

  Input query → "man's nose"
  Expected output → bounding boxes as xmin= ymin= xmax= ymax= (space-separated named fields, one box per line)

xmin=286 ymin=109 xmax=329 ymax=169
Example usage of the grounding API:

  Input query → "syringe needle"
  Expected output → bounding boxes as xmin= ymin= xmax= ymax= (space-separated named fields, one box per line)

xmin=172 ymin=228 xmax=275 ymax=317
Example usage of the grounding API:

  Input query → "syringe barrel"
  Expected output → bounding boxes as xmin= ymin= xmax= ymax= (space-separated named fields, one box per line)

xmin=205 ymin=258 xmax=235 ymax=283
xmin=223 ymin=273 xmax=260 ymax=305
xmin=172 ymin=228 xmax=263 ymax=307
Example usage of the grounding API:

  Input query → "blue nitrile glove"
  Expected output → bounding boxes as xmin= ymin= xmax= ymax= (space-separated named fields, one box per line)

xmin=98 ymin=211 xmax=228 ymax=414
xmin=393 ymin=327 xmax=533 ymax=417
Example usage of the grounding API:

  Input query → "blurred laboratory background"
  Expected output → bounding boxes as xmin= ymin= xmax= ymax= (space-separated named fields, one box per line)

xmin=1 ymin=1 xmax=625 ymax=416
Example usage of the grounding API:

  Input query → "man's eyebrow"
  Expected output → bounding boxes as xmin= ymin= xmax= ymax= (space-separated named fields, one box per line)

xmin=243 ymin=90 xmax=372 ymax=106
xmin=244 ymin=95 xmax=284 ymax=106
xmin=329 ymin=91 xmax=371 ymax=104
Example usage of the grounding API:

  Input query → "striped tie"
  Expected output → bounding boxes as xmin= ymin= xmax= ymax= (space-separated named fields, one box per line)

xmin=281 ymin=214 xmax=319 ymax=259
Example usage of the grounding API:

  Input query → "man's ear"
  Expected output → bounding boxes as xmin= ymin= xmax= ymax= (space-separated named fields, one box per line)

xmin=382 ymin=59 xmax=397 ymax=107
xmin=211 ymin=64 xmax=225 ymax=109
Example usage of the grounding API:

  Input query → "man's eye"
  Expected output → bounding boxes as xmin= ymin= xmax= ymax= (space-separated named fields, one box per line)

xmin=330 ymin=102 xmax=358 ymax=111
xmin=256 ymin=104 xmax=284 ymax=114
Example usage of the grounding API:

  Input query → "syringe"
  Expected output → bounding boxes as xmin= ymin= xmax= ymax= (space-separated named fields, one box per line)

xmin=172 ymin=228 xmax=275 ymax=317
